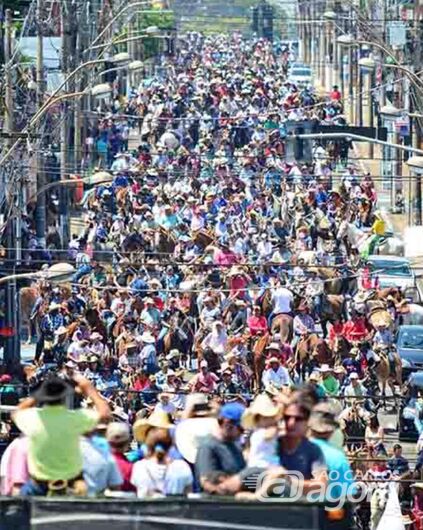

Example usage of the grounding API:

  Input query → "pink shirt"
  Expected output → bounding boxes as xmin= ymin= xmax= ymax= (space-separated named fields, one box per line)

xmin=214 ymin=250 xmax=239 ymax=266
xmin=0 ymin=436 xmax=29 ymax=495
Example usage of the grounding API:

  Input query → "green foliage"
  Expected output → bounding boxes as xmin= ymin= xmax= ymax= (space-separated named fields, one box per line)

xmin=136 ymin=8 xmax=175 ymax=58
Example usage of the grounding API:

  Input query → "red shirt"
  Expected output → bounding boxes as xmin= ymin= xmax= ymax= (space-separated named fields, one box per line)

xmin=133 ymin=376 xmax=150 ymax=392
xmin=247 ymin=315 xmax=268 ymax=336
xmin=214 ymin=250 xmax=239 ymax=266
xmin=111 ymin=449 xmax=135 ymax=492
xmin=343 ymin=318 xmax=368 ymax=342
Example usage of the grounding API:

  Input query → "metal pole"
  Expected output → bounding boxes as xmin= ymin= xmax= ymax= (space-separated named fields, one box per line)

xmin=358 ymin=68 xmax=363 ymax=127
xmin=348 ymin=47 xmax=353 ymax=124
xmin=3 ymin=9 xmax=18 ymax=370
xmin=369 ymin=71 xmax=374 ymax=158
xmin=60 ymin=2 xmax=70 ymax=247
xmin=414 ymin=175 xmax=422 ymax=225
xmin=35 ymin=0 xmax=46 ymax=247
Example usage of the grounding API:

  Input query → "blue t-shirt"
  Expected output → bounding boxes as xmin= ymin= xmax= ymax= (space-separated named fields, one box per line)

xmin=310 ymin=438 xmax=354 ymax=501
xmin=278 ymin=438 xmax=326 ymax=480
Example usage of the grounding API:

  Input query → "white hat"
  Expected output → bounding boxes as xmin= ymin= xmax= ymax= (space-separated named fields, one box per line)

xmin=200 ymin=360 xmax=208 ymax=368
xmin=350 ymin=372 xmax=359 ymax=379
xmin=175 ymin=417 xmax=218 ymax=464
xmin=140 ymin=332 xmax=155 ymax=344
xmin=319 ymin=364 xmax=332 ymax=373
xmin=54 ymin=326 xmax=68 ymax=336
xmin=106 ymin=422 xmax=130 ymax=443
xmin=241 ymin=394 xmax=280 ymax=430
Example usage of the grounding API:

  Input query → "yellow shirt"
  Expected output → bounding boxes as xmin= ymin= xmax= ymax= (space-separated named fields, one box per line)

xmin=13 ymin=406 xmax=99 ymax=481
xmin=372 ymin=219 xmax=385 ymax=236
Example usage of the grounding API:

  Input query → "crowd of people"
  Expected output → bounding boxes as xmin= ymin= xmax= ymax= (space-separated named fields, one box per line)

xmin=0 ymin=31 xmax=421 ymax=529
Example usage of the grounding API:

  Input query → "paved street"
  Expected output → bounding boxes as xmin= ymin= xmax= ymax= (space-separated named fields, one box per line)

xmin=1 ymin=1 xmax=423 ymax=524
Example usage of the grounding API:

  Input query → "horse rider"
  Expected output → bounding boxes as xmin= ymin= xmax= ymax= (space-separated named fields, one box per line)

xmin=305 ymin=271 xmax=324 ymax=322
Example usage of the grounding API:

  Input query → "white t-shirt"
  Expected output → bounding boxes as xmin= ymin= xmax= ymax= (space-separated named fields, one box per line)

xmin=271 ymin=287 xmax=293 ymax=314
xmin=131 ymin=458 xmax=193 ymax=498
xmin=247 ymin=429 xmax=279 ymax=468
xmin=262 ymin=366 xmax=290 ymax=388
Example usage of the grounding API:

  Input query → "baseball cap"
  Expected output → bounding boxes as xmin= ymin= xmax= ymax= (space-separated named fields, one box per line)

xmin=106 ymin=422 xmax=130 ymax=444
xmin=350 ymin=372 xmax=359 ymax=380
xmin=218 ymin=403 xmax=246 ymax=427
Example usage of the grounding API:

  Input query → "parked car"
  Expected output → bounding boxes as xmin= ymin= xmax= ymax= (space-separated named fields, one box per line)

xmin=399 ymin=371 xmax=423 ymax=442
xmin=397 ymin=325 xmax=423 ymax=380
xmin=287 ymin=64 xmax=313 ymax=86
xmin=367 ymin=255 xmax=422 ymax=303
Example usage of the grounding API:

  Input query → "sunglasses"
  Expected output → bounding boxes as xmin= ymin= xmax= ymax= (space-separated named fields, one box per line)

xmin=284 ymin=414 xmax=306 ymax=423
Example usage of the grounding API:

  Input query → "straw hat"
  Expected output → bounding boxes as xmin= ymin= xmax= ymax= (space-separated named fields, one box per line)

xmin=241 ymin=394 xmax=280 ymax=430
xmin=133 ymin=410 xmax=173 ymax=443
xmin=140 ymin=332 xmax=155 ymax=344
xmin=370 ymin=310 xmax=392 ymax=328
xmin=174 ymin=417 xmax=218 ymax=464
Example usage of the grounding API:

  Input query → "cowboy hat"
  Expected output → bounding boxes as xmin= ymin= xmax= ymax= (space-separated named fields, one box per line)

xmin=166 ymin=349 xmax=180 ymax=361
xmin=265 ymin=343 xmax=280 ymax=351
xmin=175 ymin=417 xmax=218 ymax=464
xmin=54 ymin=326 xmax=68 ymax=336
xmin=241 ymin=394 xmax=280 ymax=430
xmin=267 ymin=356 xmax=280 ymax=364
xmin=89 ymin=332 xmax=103 ymax=341
xmin=48 ymin=302 xmax=62 ymax=312
xmin=32 ymin=376 xmax=72 ymax=404
xmin=140 ymin=332 xmax=155 ymax=344
xmin=133 ymin=410 xmax=173 ymax=443
xmin=264 ymin=382 xmax=281 ymax=397
xmin=369 ymin=310 xmax=392 ymax=328
xmin=319 ymin=364 xmax=332 ymax=373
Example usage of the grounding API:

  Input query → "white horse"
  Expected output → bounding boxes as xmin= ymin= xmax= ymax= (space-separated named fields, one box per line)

xmin=401 ymin=303 xmax=423 ymax=325
xmin=337 ymin=221 xmax=404 ymax=256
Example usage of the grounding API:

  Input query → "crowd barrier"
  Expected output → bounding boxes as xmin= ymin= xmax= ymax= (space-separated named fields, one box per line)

xmin=0 ymin=497 xmax=353 ymax=530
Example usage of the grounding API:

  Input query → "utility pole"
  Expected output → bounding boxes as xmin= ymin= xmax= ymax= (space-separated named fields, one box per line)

xmin=59 ymin=1 xmax=71 ymax=247
xmin=35 ymin=0 xmax=46 ymax=247
xmin=3 ymin=8 xmax=19 ymax=370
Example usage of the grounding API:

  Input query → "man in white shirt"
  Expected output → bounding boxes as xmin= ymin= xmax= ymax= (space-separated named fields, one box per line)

xmin=271 ymin=283 xmax=293 ymax=315
xmin=262 ymin=357 xmax=290 ymax=388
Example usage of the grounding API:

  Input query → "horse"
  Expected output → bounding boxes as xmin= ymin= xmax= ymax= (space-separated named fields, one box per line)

xmin=121 ymin=233 xmax=145 ymax=254
xmin=374 ymin=350 xmax=402 ymax=401
xmin=252 ymin=333 xmax=268 ymax=391
xmin=320 ymin=294 xmax=346 ymax=337
xmin=295 ymin=332 xmax=321 ymax=381
xmin=337 ymin=221 xmax=404 ymax=256
xmin=85 ymin=308 xmax=108 ymax=343
xmin=161 ymin=314 xmax=195 ymax=357
xmin=156 ymin=227 xmax=176 ymax=259
xmin=271 ymin=314 xmax=293 ymax=344
xmin=19 ymin=285 xmax=39 ymax=343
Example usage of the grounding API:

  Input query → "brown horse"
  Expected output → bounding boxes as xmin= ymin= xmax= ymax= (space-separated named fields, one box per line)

xmin=271 ymin=314 xmax=293 ymax=344
xmin=252 ymin=333 xmax=269 ymax=391
xmin=320 ymin=294 xmax=345 ymax=337
xmin=157 ymin=227 xmax=176 ymax=259
xmin=375 ymin=350 xmax=402 ymax=399
xmin=295 ymin=332 xmax=321 ymax=380
xmin=19 ymin=286 xmax=39 ymax=343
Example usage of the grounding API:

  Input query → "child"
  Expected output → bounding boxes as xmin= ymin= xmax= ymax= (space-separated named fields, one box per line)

xmin=242 ymin=394 xmax=281 ymax=468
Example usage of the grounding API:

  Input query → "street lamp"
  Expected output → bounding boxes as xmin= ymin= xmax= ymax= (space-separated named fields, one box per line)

xmin=380 ymin=104 xmax=402 ymax=208
xmin=358 ymin=57 xmax=376 ymax=157
xmin=406 ymin=156 xmax=423 ymax=225
xmin=337 ymin=35 xmax=355 ymax=123
xmin=0 ymin=263 xmax=76 ymax=286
